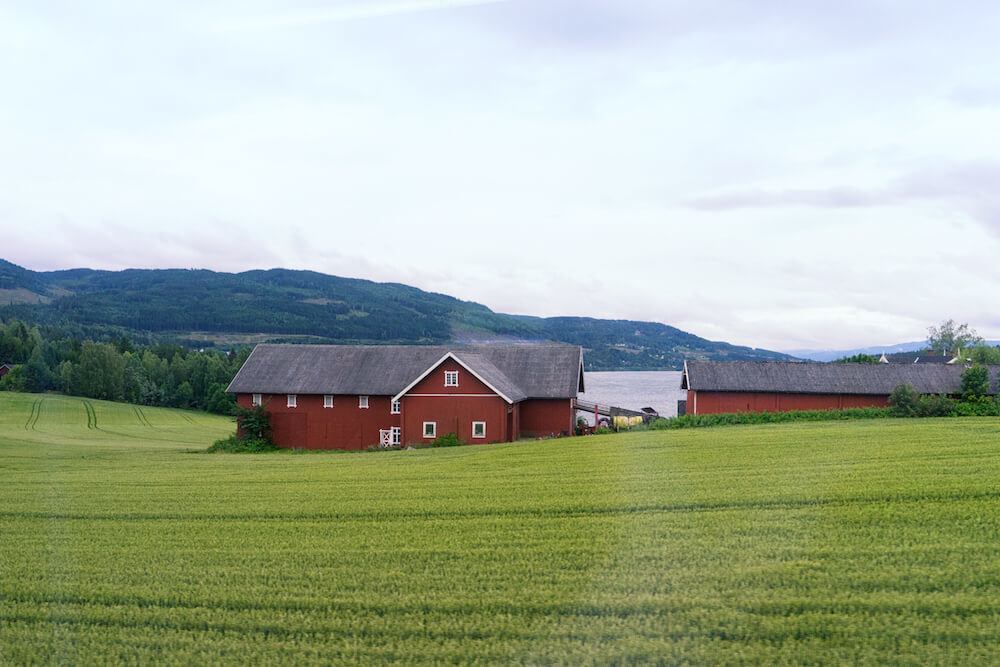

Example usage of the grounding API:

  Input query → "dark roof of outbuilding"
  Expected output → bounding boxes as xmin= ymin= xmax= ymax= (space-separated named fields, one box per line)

xmin=227 ymin=343 xmax=584 ymax=400
xmin=882 ymin=352 xmax=957 ymax=364
xmin=682 ymin=360 xmax=1000 ymax=395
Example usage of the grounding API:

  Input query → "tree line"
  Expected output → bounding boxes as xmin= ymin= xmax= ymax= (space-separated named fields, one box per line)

xmin=834 ymin=320 xmax=1000 ymax=364
xmin=0 ymin=319 xmax=248 ymax=414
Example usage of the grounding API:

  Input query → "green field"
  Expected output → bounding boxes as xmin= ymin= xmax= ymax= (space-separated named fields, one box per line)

xmin=3 ymin=392 xmax=1000 ymax=663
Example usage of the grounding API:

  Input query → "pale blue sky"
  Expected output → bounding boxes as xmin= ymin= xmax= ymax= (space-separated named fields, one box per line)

xmin=3 ymin=1 xmax=999 ymax=350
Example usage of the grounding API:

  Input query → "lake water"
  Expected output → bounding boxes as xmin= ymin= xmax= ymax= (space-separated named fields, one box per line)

xmin=578 ymin=370 xmax=685 ymax=420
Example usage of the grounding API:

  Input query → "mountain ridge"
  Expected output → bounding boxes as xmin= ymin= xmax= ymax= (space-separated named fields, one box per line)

xmin=0 ymin=258 xmax=795 ymax=370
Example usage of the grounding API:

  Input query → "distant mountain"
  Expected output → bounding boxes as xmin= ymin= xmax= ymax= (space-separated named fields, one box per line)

xmin=789 ymin=340 xmax=1000 ymax=362
xmin=0 ymin=259 xmax=796 ymax=370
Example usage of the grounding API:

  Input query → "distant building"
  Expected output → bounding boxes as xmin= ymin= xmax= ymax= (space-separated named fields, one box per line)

xmin=681 ymin=360 xmax=999 ymax=415
xmin=878 ymin=352 xmax=959 ymax=364
xmin=0 ymin=363 xmax=12 ymax=379
xmin=227 ymin=344 xmax=584 ymax=449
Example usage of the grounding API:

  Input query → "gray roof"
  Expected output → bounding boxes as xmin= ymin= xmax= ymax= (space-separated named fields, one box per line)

xmin=227 ymin=343 xmax=584 ymax=400
xmin=682 ymin=360 xmax=1000 ymax=395
xmin=882 ymin=352 xmax=957 ymax=364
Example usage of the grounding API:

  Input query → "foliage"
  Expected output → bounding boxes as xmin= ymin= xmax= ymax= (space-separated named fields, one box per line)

xmin=206 ymin=434 xmax=278 ymax=453
xmin=5 ymin=391 xmax=1000 ymax=663
xmin=954 ymin=397 xmax=1000 ymax=417
xmin=0 ymin=318 xmax=248 ymax=413
xmin=0 ymin=364 xmax=24 ymax=391
xmin=650 ymin=407 xmax=891 ymax=429
xmin=235 ymin=404 xmax=272 ymax=442
xmin=961 ymin=364 xmax=991 ymax=401
xmin=0 ymin=259 xmax=795 ymax=371
xmin=914 ymin=394 xmax=956 ymax=417
xmin=927 ymin=319 xmax=983 ymax=356
xmin=834 ymin=353 xmax=881 ymax=364
xmin=429 ymin=432 xmax=464 ymax=447
xmin=889 ymin=383 xmax=920 ymax=417
xmin=965 ymin=344 xmax=1000 ymax=365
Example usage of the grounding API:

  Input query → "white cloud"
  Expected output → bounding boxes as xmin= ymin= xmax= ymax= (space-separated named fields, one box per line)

xmin=3 ymin=0 xmax=1000 ymax=350
xmin=214 ymin=0 xmax=510 ymax=32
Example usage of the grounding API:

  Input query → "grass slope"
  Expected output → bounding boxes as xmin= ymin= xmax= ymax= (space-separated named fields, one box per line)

xmin=3 ymin=393 xmax=1000 ymax=663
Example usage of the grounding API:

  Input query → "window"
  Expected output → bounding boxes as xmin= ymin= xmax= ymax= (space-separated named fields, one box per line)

xmin=287 ymin=394 xmax=297 ymax=408
xmin=423 ymin=421 xmax=437 ymax=438
xmin=472 ymin=421 xmax=486 ymax=439
xmin=359 ymin=395 xmax=369 ymax=409
xmin=252 ymin=393 xmax=262 ymax=406
xmin=324 ymin=395 xmax=334 ymax=408
xmin=391 ymin=400 xmax=401 ymax=414
xmin=391 ymin=426 xmax=401 ymax=445
xmin=444 ymin=370 xmax=459 ymax=387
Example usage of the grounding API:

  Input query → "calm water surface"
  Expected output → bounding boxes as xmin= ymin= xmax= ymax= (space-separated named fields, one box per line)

xmin=579 ymin=370 xmax=685 ymax=419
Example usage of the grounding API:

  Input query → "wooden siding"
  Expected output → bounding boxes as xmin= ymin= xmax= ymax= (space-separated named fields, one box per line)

xmin=236 ymin=357 xmax=578 ymax=449
xmin=518 ymin=398 xmax=575 ymax=437
xmin=236 ymin=393 xmax=400 ymax=450
xmin=688 ymin=390 xmax=890 ymax=415
xmin=400 ymin=357 xmax=509 ymax=445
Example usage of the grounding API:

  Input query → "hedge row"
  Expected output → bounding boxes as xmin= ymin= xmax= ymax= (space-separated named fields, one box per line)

xmin=649 ymin=407 xmax=892 ymax=429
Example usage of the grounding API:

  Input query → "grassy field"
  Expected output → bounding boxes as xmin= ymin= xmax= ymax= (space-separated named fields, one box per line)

xmin=3 ymin=392 xmax=1000 ymax=663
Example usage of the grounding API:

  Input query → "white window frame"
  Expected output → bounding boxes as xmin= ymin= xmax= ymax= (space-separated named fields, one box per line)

xmin=324 ymin=395 xmax=334 ymax=408
xmin=423 ymin=421 xmax=437 ymax=438
xmin=391 ymin=400 xmax=401 ymax=414
xmin=472 ymin=421 xmax=486 ymax=439
xmin=287 ymin=394 xmax=297 ymax=408
xmin=359 ymin=395 xmax=369 ymax=409
xmin=391 ymin=426 xmax=401 ymax=445
xmin=252 ymin=393 xmax=262 ymax=407
xmin=444 ymin=370 xmax=459 ymax=387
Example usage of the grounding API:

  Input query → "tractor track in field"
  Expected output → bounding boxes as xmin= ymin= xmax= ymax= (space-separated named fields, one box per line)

xmin=23 ymin=398 xmax=43 ymax=431
xmin=133 ymin=405 xmax=153 ymax=427
xmin=22 ymin=398 xmax=36 ymax=430
xmin=82 ymin=400 xmax=99 ymax=430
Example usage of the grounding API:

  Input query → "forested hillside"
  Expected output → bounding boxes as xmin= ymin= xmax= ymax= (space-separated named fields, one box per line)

xmin=0 ymin=259 xmax=792 ymax=369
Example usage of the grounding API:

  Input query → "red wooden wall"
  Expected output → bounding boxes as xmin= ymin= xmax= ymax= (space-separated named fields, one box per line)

xmin=236 ymin=393 xmax=400 ymax=450
xmin=688 ymin=390 xmax=890 ymax=415
xmin=400 ymin=358 xmax=509 ymax=445
xmin=235 ymin=357 xmax=578 ymax=449
xmin=518 ymin=398 xmax=575 ymax=437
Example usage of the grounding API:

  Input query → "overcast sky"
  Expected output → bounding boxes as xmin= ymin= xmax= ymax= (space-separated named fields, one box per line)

xmin=3 ymin=1 xmax=999 ymax=351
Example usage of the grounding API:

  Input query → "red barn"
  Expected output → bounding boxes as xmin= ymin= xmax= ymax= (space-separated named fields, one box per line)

xmin=0 ymin=364 xmax=11 ymax=379
xmin=682 ymin=360 xmax=1000 ymax=415
xmin=227 ymin=343 xmax=585 ymax=449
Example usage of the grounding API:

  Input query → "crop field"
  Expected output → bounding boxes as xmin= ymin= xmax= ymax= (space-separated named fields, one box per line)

xmin=2 ymin=392 xmax=1000 ymax=663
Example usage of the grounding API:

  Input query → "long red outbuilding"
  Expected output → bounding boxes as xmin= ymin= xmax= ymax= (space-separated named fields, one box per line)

xmin=227 ymin=343 xmax=585 ymax=449
xmin=682 ymin=360 xmax=1000 ymax=415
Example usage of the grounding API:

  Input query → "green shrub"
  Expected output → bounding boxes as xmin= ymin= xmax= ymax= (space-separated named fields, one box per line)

xmin=889 ymin=384 xmax=919 ymax=417
xmin=236 ymin=404 xmax=272 ymax=441
xmin=206 ymin=435 xmax=278 ymax=453
xmin=955 ymin=397 xmax=1000 ymax=417
xmin=430 ymin=432 xmax=464 ymax=448
xmin=914 ymin=394 xmax=956 ymax=417
xmin=593 ymin=426 xmax=614 ymax=435
xmin=645 ymin=407 xmax=891 ymax=430
xmin=961 ymin=365 xmax=990 ymax=401
xmin=210 ymin=404 xmax=276 ymax=452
